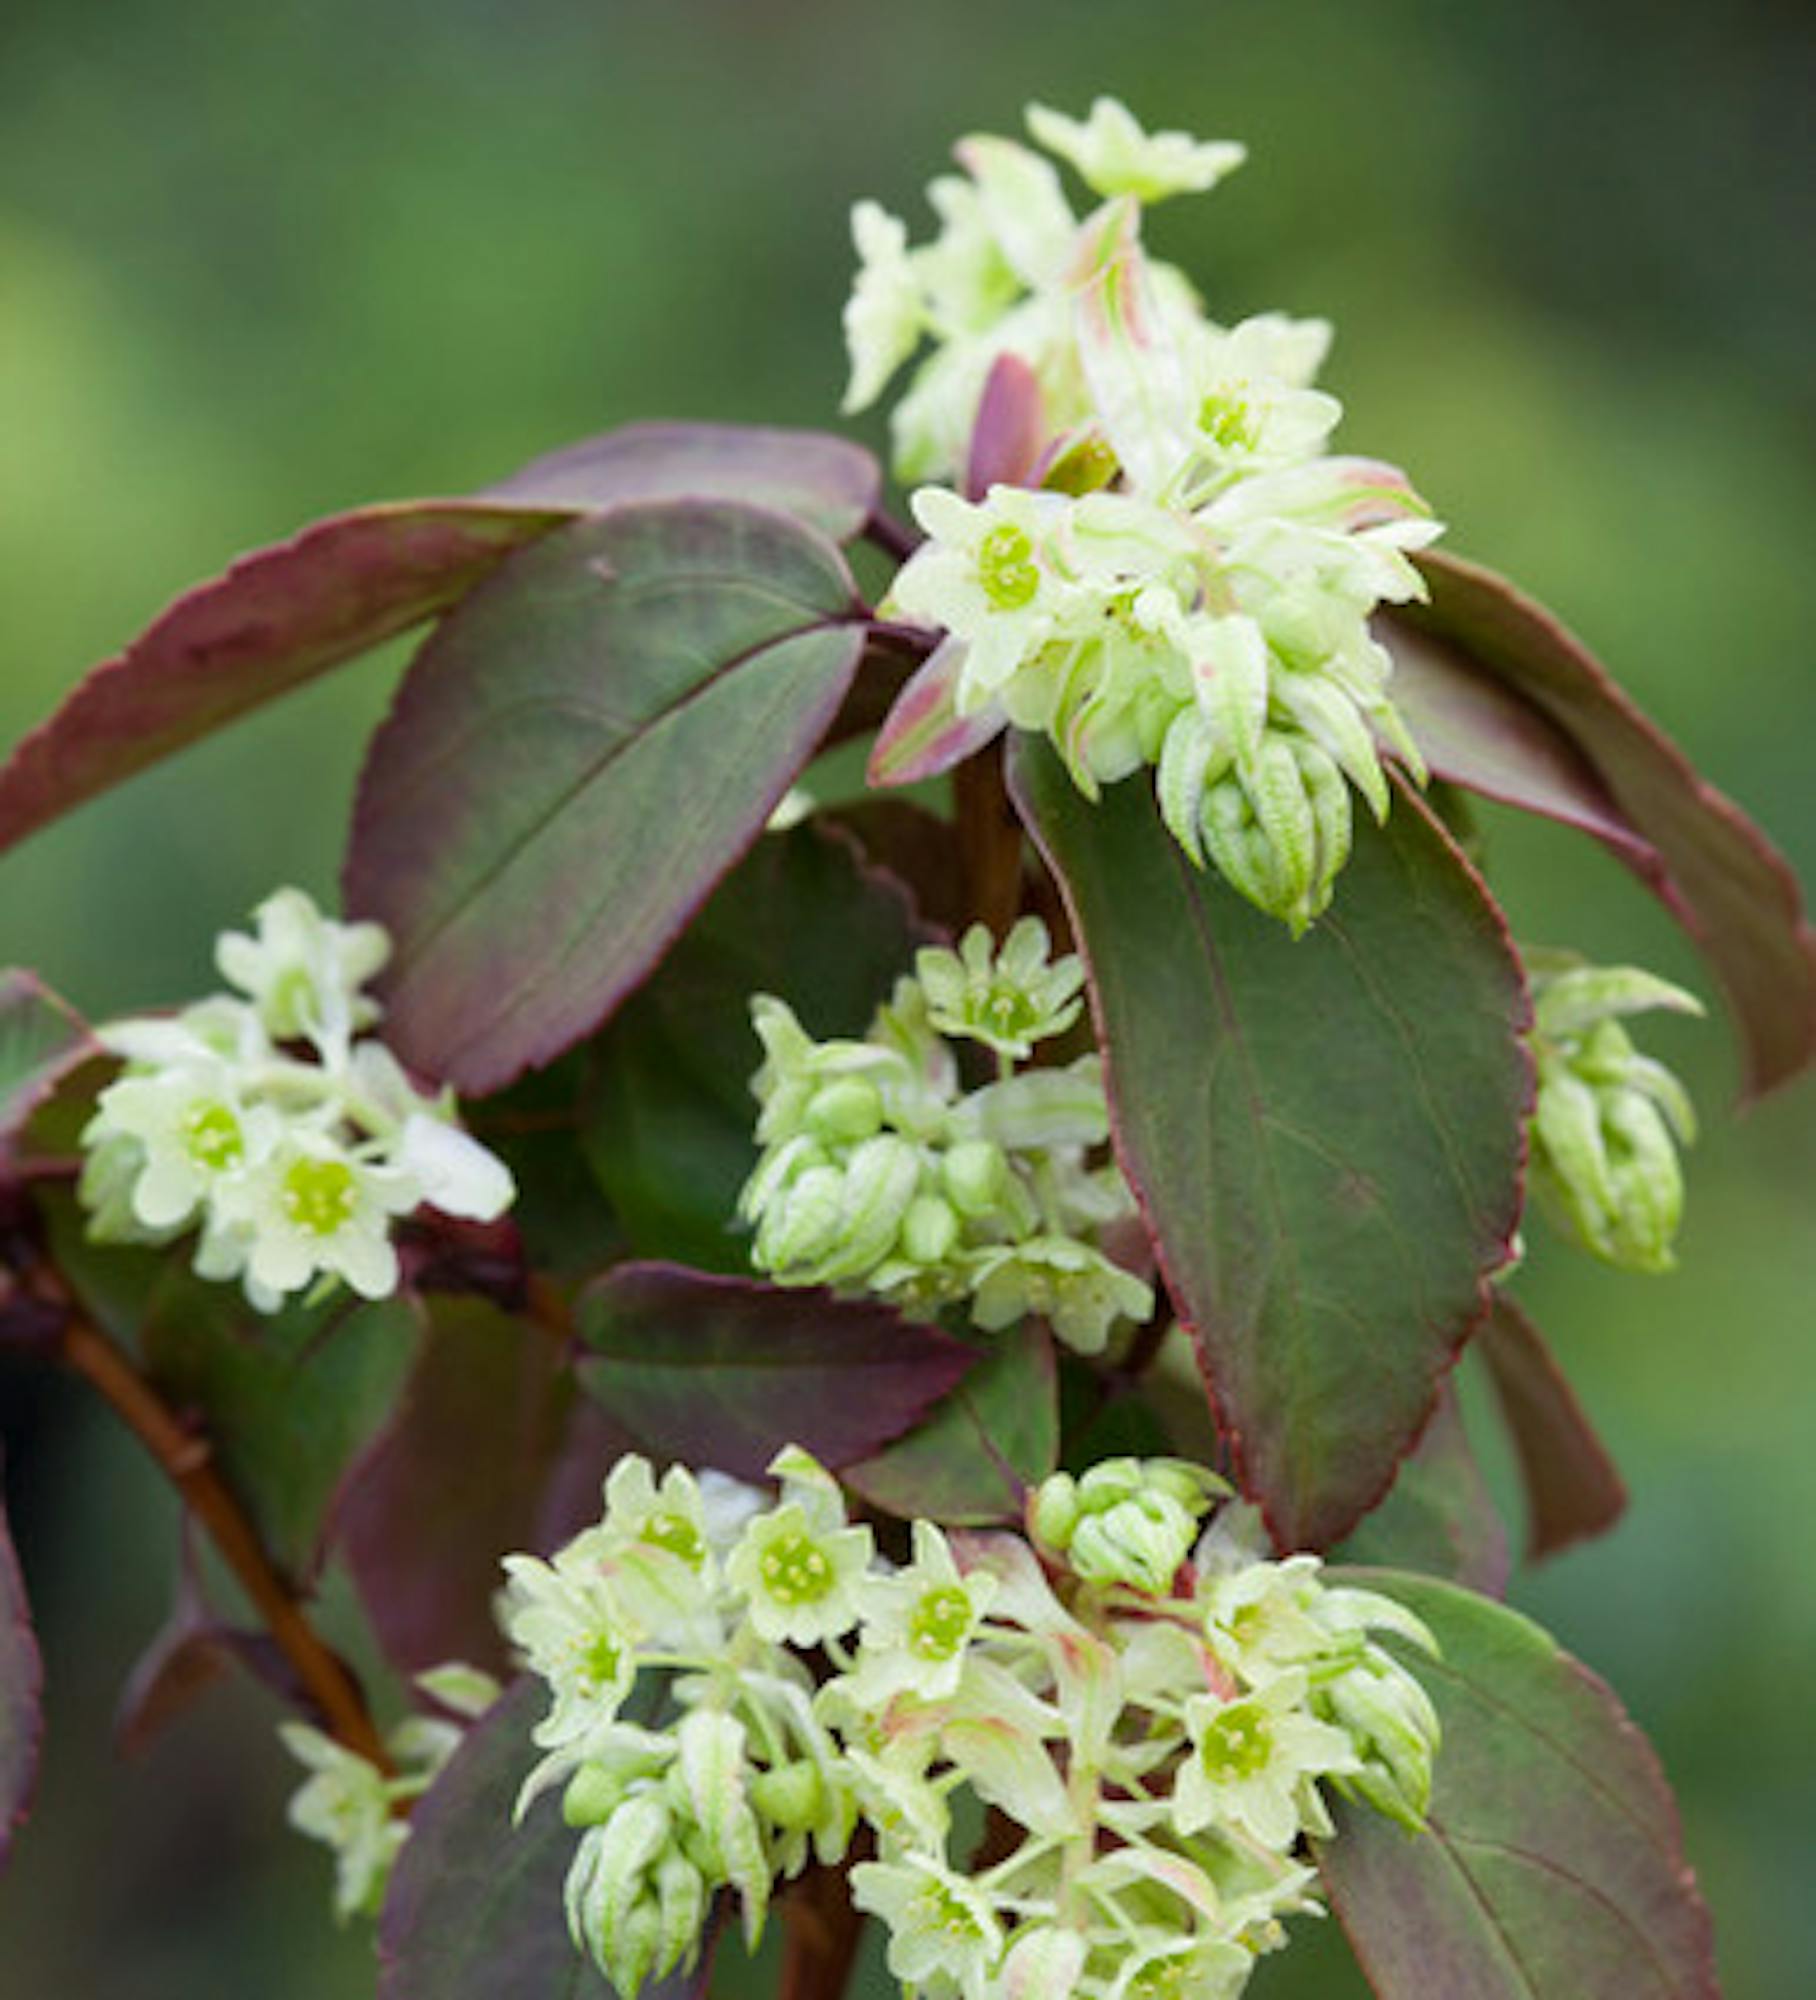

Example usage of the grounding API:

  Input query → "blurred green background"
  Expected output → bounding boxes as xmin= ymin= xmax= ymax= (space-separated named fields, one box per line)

xmin=1 ymin=0 xmax=1810 ymax=1992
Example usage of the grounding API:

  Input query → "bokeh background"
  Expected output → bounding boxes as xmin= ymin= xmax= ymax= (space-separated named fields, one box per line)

xmin=1 ymin=0 xmax=1811 ymax=1993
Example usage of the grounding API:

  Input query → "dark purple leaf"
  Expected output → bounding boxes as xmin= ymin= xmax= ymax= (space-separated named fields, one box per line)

xmin=1010 ymin=741 xmax=1531 ymax=1551
xmin=575 ymin=1264 xmax=977 ymax=1479
xmin=964 ymin=355 xmax=1047 ymax=500
xmin=1320 ymin=1570 xmax=1719 ymax=2000
xmin=1335 ymin=1386 xmax=1510 ymax=1596
xmin=483 ymin=421 xmax=880 ymax=545
xmin=580 ymin=822 xmax=929 ymax=1274
xmin=345 ymin=501 xmax=867 ymax=1093
xmin=0 ymin=1475 xmax=42 ymax=1874
xmin=0 ymin=971 xmax=95 ymax=1148
xmin=1478 ymin=1294 xmax=1627 ymax=1562
xmin=139 ymin=1275 xmax=421 ymax=1588
xmin=380 ymin=1678 xmax=702 ymax=1999
xmin=823 ymin=800 xmax=967 ymax=934
xmin=0 ymin=504 xmax=567 ymax=858
xmin=335 ymin=1295 xmax=632 ymax=1677
xmin=1388 ymin=550 xmax=1816 ymax=1097
xmin=844 ymin=1320 xmax=1058 ymax=1526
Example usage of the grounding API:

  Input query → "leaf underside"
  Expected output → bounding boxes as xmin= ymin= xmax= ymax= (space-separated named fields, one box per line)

xmin=0 ymin=970 xmax=94 ymax=1150
xmin=1010 ymin=740 xmax=1531 ymax=1551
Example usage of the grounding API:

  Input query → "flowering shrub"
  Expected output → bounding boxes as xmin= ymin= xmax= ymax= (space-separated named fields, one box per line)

xmin=0 ymin=94 xmax=1807 ymax=2000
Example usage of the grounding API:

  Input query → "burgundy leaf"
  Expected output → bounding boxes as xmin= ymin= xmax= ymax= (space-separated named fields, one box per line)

xmin=964 ymin=355 xmax=1048 ymax=500
xmin=575 ymin=1264 xmax=978 ymax=1479
xmin=345 ymin=500 xmax=867 ymax=1093
xmin=1321 ymin=1571 xmax=1719 ymax=2000
xmin=0 ymin=1475 xmax=42 ymax=1874
xmin=1389 ymin=550 xmax=1816 ymax=1097
xmin=483 ymin=421 xmax=880 ymax=545
xmin=334 ymin=1296 xmax=632 ymax=1677
xmin=1479 ymin=1293 xmax=1627 ymax=1562
xmin=0 ymin=504 xmax=567 ymax=858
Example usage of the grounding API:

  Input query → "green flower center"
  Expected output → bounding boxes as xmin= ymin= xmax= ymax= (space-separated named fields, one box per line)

xmin=575 ymin=1628 xmax=622 ymax=1692
xmin=282 ymin=1157 xmax=359 ymax=1236
xmin=1199 ymin=390 xmax=1259 ymax=453
xmin=181 ymin=1100 xmax=244 ymax=1171
xmin=1199 ymin=1701 xmax=1272 ymax=1781
xmin=759 ymin=1530 xmax=834 ymax=1606
xmin=976 ymin=523 xmax=1041 ymax=611
xmin=908 ymin=1585 xmax=974 ymax=1661
xmin=978 ymin=978 xmax=1039 ymax=1039
xmin=917 ymin=1881 xmax=986 ymax=1945
xmin=643 ymin=1510 xmax=704 ymax=1567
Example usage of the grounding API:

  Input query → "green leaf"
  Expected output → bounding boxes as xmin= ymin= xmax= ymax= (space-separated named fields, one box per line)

xmin=139 ymin=1274 xmax=421 ymax=1588
xmin=580 ymin=822 xmax=927 ymax=1273
xmin=345 ymin=501 xmax=868 ymax=1093
xmin=0 ymin=1475 xmax=42 ymax=1873
xmin=334 ymin=1295 xmax=633 ymax=1677
xmin=1478 ymin=1294 xmax=1626 ymax=1562
xmin=844 ymin=1320 xmax=1058 ymax=1525
xmin=1334 ymin=1385 xmax=1509 ymax=1595
xmin=0 ymin=971 xmax=94 ymax=1147
xmin=1388 ymin=550 xmax=1816 ymax=1098
xmin=1318 ymin=1571 xmax=1719 ymax=2000
xmin=1009 ymin=739 xmax=1530 ymax=1551
xmin=575 ymin=1264 xmax=976 ymax=1479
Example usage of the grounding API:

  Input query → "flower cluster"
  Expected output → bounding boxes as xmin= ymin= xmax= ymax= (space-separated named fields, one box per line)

xmin=1526 ymin=950 xmax=1702 ymax=1273
xmin=848 ymin=101 xmax=1440 ymax=931
xmin=738 ymin=917 xmax=1153 ymax=1353
xmin=78 ymin=888 xmax=515 ymax=1311
xmin=279 ymin=1665 xmax=500 ymax=1921
xmin=504 ymin=1448 xmax=1441 ymax=2000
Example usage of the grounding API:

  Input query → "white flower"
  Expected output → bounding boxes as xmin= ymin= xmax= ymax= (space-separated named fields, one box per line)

xmin=843 ymin=201 xmax=927 ymax=414
xmin=216 ymin=886 xmax=389 ymax=1050
xmin=1175 ymin=1670 xmax=1359 ymax=1849
xmin=1027 ymin=99 xmax=1247 ymax=204
xmin=210 ymin=1127 xmax=417 ymax=1303
xmin=725 ymin=1499 xmax=874 ymax=1649
xmin=851 ymin=1852 xmax=1006 ymax=2000
xmin=843 ymin=1520 xmax=997 ymax=1706
xmin=500 ymin=1552 xmax=638 ymax=1749
xmin=1200 ymin=1556 xmax=1332 ymax=1685
xmin=278 ymin=1722 xmax=431 ymax=1923
xmin=893 ymin=486 xmax=1077 ymax=704
xmin=83 ymin=1061 xmax=271 ymax=1234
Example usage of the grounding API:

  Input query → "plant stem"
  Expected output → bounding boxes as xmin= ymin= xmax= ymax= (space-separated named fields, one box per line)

xmin=954 ymin=742 xmax=1024 ymax=938
xmin=780 ymin=1842 xmax=872 ymax=2000
xmin=48 ymin=1287 xmax=392 ymax=1771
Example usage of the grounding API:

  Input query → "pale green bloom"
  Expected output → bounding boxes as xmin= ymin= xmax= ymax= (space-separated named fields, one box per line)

xmin=211 ymin=1126 xmax=417 ymax=1302
xmin=841 ymin=1520 xmax=997 ymax=1706
xmin=1033 ymin=1459 xmax=1224 ymax=1595
xmin=970 ymin=1235 xmax=1155 ymax=1355
xmin=1526 ymin=951 xmax=1701 ymax=1272
xmin=279 ymin=1714 xmax=458 ymax=1923
xmin=725 ymin=1498 xmax=874 ymax=1649
xmin=851 ymin=1853 xmax=1007 ymax=1999
xmin=1028 ymin=98 xmax=1246 ymax=205
xmin=82 ymin=1061 xmax=271 ymax=1234
xmin=500 ymin=1552 xmax=637 ymax=1748
xmin=216 ymin=885 xmax=389 ymax=1052
xmin=843 ymin=201 xmax=926 ymax=415
xmin=914 ymin=917 xmax=1085 ymax=1060
xmin=1175 ymin=1672 xmax=1360 ymax=1848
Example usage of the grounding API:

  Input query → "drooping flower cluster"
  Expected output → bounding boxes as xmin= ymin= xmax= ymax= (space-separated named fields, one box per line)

xmin=739 ymin=917 xmax=1153 ymax=1353
xmin=848 ymin=101 xmax=1441 ymax=931
xmin=78 ymin=887 xmax=515 ymax=1311
xmin=279 ymin=1664 xmax=501 ymax=1921
xmin=504 ymin=1448 xmax=1441 ymax=2000
xmin=1526 ymin=949 xmax=1702 ymax=1273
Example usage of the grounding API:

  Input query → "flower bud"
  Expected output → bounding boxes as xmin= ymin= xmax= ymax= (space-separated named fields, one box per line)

xmin=1028 ymin=1472 xmax=1080 ymax=1551
xmin=564 ymin=1764 xmax=626 ymax=1828
xmin=942 ymin=1138 xmax=1012 ymax=1218
xmin=750 ymin=1759 xmax=826 ymax=1834
xmin=900 ymin=1192 xmax=962 ymax=1266
xmin=804 ymin=1077 xmax=885 ymax=1145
